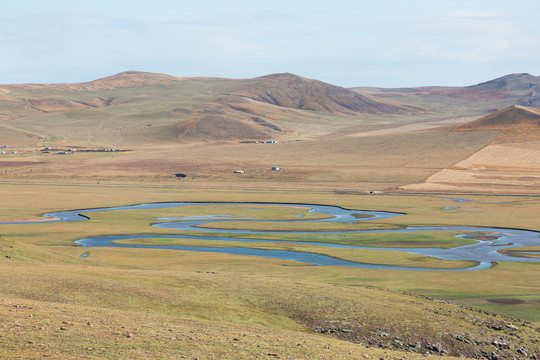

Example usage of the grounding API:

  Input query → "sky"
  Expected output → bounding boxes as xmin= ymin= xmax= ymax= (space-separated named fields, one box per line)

xmin=2 ymin=0 xmax=540 ymax=87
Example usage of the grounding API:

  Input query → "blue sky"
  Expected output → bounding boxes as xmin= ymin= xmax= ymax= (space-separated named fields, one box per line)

xmin=2 ymin=0 xmax=540 ymax=87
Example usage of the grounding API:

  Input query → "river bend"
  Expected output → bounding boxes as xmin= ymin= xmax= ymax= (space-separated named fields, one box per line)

xmin=2 ymin=202 xmax=540 ymax=271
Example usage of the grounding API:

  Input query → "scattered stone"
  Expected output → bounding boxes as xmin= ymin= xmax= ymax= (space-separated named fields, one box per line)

xmin=492 ymin=339 xmax=510 ymax=349
xmin=425 ymin=342 xmax=445 ymax=354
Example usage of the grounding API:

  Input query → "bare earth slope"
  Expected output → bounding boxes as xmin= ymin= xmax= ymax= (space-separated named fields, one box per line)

xmin=454 ymin=105 xmax=540 ymax=143
xmin=233 ymin=73 xmax=424 ymax=115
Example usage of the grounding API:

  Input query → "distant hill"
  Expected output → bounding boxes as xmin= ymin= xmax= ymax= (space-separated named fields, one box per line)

xmin=352 ymin=73 xmax=540 ymax=114
xmin=0 ymin=71 xmax=427 ymax=146
xmin=232 ymin=73 xmax=424 ymax=115
xmin=468 ymin=73 xmax=539 ymax=91
xmin=453 ymin=105 xmax=540 ymax=143
xmin=66 ymin=71 xmax=182 ymax=91
xmin=441 ymin=73 xmax=540 ymax=105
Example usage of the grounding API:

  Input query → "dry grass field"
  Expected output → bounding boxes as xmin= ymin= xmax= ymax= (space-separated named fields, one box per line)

xmin=0 ymin=126 xmax=499 ymax=193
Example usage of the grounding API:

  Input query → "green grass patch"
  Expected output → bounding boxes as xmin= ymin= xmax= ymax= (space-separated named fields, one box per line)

xmin=117 ymin=237 xmax=477 ymax=269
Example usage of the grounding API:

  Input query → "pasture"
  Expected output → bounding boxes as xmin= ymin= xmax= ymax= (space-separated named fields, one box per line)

xmin=1 ymin=184 xmax=539 ymax=358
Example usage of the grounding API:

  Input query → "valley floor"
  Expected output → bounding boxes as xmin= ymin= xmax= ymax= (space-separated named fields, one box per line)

xmin=1 ymin=184 xmax=539 ymax=359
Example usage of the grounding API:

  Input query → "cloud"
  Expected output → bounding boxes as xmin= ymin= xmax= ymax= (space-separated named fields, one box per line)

xmin=0 ymin=2 xmax=539 ymax=87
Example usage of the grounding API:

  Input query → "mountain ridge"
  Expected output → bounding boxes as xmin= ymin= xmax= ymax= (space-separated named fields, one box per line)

xmin=352 ymin=73 xmax=540 ymax=107
xmin=231 ymin=73 xmax=424 ymax=115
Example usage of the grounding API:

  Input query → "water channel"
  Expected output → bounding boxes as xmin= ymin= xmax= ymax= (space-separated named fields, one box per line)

xmin=3 ymin=202 xmax=540 ymax=271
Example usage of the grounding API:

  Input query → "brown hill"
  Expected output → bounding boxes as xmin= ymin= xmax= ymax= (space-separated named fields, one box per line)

xmin=468 ymin=73 xmax=539 ymax=91
xmin=68 ymin=71 xmax=182 ymax=91
xmin=353 ymin=73 xmax=540 ymax=111
xmin=453 ymin=105 xmax=540 ymax=143
xmin=177 ymin=115 xmax=285 ymax=142
xmin=440 ymin=73 xmax=540 ymax=104
xmin=231 ymin=73 xmax=425 ymax=115
xmin=0 ymin=71 xmax=181 ymax=93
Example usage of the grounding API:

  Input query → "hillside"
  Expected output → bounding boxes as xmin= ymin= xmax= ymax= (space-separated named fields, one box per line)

xmin=3 ymin=71 xmax=540 ymax=194
xmin=353 ymin=73 xmax=540 ymax=116
xmin=231 ymin=73 xmax=425 ymax=115
xmin=453 ymin=105 xmax=540 ymax=143
xmin=404 ymin=105 xmax=540 ymax=193
xmin=0 ymin=71 xmax=429 ymax=146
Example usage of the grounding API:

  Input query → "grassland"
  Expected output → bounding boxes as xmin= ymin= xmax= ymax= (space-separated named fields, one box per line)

xmin=2 ymin=72 xmax=540 ymax=357
xmin=0 ymin=125 xmax=499 ymax=193
xmin=4 ymin=71 xmax=540 ymax=195
xmin=1 ymin=184 xmax=540 ymax=359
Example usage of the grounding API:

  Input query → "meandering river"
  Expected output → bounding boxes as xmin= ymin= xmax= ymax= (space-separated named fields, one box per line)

xmin=3 ymin=202 xmax=540 ymax=271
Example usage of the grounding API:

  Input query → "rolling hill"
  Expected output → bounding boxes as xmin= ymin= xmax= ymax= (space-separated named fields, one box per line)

xmin=0 ymin=71 xmax=426 ymax=146
xmin=454 ymin=105 xmax=540 ymax=131
xmin=352 ymin=73 xmax=540 ymax=115
xmin=2 ymin=71 xmax=540 ymax=194
xmin=231 ymin=73 xmax=424 ymax=115
xmin=453 ymin=105 xmax=540 ymax=143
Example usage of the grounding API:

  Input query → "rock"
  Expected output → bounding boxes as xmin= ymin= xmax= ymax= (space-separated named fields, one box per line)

xmin=425 ymin=342 xmax=446 ymax=354
xmin=492 ymin=340 xmax=510 ymax=349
